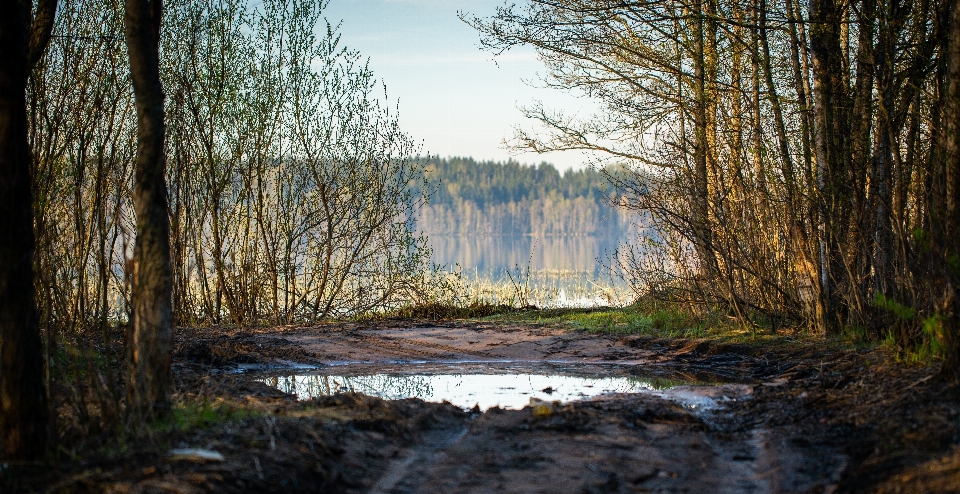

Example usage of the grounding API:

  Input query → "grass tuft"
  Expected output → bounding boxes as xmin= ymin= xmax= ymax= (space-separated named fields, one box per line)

xmin=153 ymin=400 xmax=259 ymax=434
xmin=478 ymin=300 xmax=815 ymax=345
xmin=370 ymin=301 xmax=519 ymax=321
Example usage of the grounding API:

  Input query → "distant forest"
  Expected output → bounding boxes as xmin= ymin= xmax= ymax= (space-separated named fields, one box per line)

xmin=414 ymin=157 xmax=631 ymax=237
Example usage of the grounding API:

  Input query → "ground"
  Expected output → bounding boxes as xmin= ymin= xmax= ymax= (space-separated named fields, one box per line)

xmin=4 ymin=315 xmax=960 ymax=493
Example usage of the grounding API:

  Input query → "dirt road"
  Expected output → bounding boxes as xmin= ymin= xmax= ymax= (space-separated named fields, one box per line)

xmin=218 ymin=320 xmax=778 ymax=382
xmin=239 ymin=322 xmax=850 ymax=492
xmin=11 ymin=318 xmax=960 ymax=493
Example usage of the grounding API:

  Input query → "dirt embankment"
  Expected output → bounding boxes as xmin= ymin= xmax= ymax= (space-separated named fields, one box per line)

xmin=5 ymin=320 xmax=960 ymax=493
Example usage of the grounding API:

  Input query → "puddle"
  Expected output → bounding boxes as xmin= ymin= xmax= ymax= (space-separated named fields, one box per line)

xmin=259 ymin=363 xmax=750 ymax=412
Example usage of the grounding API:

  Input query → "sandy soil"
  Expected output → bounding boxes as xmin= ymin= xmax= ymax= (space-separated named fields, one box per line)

xmin=6 ymin=318 xmax=960 ymax=493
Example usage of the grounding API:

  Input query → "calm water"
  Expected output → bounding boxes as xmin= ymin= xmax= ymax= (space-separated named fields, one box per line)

xmin=427 ymin=235 xmax=622 ymax=276
xmin=260 ymin=364 xmax=747 ymax=411
xmin=427 ymin=234 xmax=633 ymax=307
xmin=263 ymin=373 xmax=654 ymax=410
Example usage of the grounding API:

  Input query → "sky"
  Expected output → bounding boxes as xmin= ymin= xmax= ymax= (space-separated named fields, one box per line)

xmin=322 ymin=0 xmax=596 ymax=172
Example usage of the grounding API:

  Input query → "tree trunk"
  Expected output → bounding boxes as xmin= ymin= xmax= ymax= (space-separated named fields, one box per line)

xmin=125 ymin=0 xmax=173 ymax=422
xmin=937 ymin=0 xmax=960 ymax=381
xmin=869 ymin=2 xmax=896 ymax=310
xmin=691 ymin=0 xmax=717 ymax=279
xmin=0 ymin=0 xmax=56 ymax=460
xmin=809 ymin=0 xmax=853 ymax=332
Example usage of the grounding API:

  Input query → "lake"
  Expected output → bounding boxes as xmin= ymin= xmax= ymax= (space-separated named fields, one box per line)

xmin=425 ymin=234 xmax=633 ymax=307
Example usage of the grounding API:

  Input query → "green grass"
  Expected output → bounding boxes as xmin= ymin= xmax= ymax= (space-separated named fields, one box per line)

xmin=563 ymin=307 xmax=702 ymax=337
xmin=477 ymin=303 xmax=812 ymax=344
xmin=158 ymin=400 xmax=260 ymax=433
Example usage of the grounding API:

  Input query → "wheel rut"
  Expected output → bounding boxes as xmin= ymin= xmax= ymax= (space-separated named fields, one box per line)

xmin=335 ymin=333 xmax=501 ymax=360
xmin=366 ymin=423 xmax=469 ymax=494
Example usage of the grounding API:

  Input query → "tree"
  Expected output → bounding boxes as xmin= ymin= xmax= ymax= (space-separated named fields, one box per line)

xmin=465 ymin=0 xmax=951 ymax=348
xmin=0 ymin=0 xmax=57 ymax=459
xmin=124 ymin=0 xmax=174 ymax=422
xmin=808 ymin=0 xmax=853 ymax=332
xmin=936 ymin=0 xmax=960 ymax=380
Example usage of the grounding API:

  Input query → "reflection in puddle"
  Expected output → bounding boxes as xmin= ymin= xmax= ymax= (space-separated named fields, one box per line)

xmin=261 ymin=372 xmax=694 ymax=411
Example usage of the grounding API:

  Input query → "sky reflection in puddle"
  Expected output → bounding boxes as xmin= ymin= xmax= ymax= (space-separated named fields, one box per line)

xmin=260 ymin=372 xmax=685 ymax=411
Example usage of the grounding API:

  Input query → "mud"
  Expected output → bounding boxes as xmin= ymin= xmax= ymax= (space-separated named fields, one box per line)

xmin=6 ymin=319 xmax=960 ymax=493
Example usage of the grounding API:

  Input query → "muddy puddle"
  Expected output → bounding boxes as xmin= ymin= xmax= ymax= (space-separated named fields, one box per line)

xmin=259 ymin=362 xmax=751 ymax=412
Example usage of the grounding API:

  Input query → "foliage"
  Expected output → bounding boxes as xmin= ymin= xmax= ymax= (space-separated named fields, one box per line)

xmin=29 ymin=0 xmax=435 ymax=329
xmin=465 ymin=0 xmax=960 ymax=369
xmin=874 ymin=293 xmax=917 ymax=321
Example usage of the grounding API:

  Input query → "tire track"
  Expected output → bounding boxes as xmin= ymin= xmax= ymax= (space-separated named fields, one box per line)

xmin=399 ymin=338 xmax=498 ymax=359
xmin=338 ymin=335 xmax=496 ymax=358
xmin=367 ymin=424 xmax=469 ymax=494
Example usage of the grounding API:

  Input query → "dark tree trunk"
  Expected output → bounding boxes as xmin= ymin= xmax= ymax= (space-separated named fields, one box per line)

xmin=937 ymin=0 xmax=960 ymax=382
xmin=809 ymin=0 xmax=853 ymax=332
xmin=124 ymin=0 xmax=173 ymax=422
xmin=691 ymin=0 xmax=717 ymax=279
xmin=0 ymin=0 xmax=56 ymax=460
xmin=851 ymin=0 xmax=876 ymax=330
xmin=869 ymin=3 xmax=896 ymax=305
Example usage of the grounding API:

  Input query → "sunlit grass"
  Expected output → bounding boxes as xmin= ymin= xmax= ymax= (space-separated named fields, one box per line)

xmin=378 ymin=269 xmax=833 ymax=346
xmin=478 ymin=301 xmax=819 ymax=345
xmin=374 ymin=267 xmax=633 ymax=319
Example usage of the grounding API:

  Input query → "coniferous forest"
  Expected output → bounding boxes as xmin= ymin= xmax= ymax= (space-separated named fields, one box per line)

xmin=414 ymin=157 xmax=631 ymax=237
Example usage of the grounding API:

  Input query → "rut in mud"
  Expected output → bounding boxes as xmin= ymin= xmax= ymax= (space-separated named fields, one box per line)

xmin=336 ymin=393 xmax=844 ymax=494
xmin=7 ymin=319 xmax=960 ymax=493
xmin=234 ymin=322 xmax=846 ymax=493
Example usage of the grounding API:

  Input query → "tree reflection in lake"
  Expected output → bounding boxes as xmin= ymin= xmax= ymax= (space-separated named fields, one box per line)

xmin=428 ymin=235 xmax=634 ymax=307
xmin=429 ymin=235 xmax=621 ymax=275
xmin=263 ymin=372 xmax=681 ymax=410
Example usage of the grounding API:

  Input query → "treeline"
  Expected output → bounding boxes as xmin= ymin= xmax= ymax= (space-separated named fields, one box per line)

xmin=468 ymin=0 xmax=960 ymax=373
xmin=415 ymin=157 xmax=630 ymax=236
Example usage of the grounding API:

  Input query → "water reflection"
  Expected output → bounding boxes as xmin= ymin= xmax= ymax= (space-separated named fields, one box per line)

xmin=429 ymin=235 xmax=620 ymax=275
xmin=428 ymin=235 xmax=634 ymax=307
xmin=261 ymin=372 xmax=673 ymax=411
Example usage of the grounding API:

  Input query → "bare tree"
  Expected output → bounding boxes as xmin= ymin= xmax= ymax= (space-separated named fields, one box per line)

xmin=0 ymin=0 xmax=57 ymax=459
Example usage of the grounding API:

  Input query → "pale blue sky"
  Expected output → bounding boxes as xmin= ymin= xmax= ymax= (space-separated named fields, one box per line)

xmin=323 ymin=0 xmax=594 ymax=171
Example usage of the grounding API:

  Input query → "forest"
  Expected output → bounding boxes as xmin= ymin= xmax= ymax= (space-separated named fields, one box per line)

xmin=1 ymin=0 xmax=437 ymax=459
xmin=414 ymin=157 xmax=631 ymax=237
xmin=1 ymin=0 xmax=960 ymax=490
xmin=464 ymin=0 xmax=960 ymax=371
